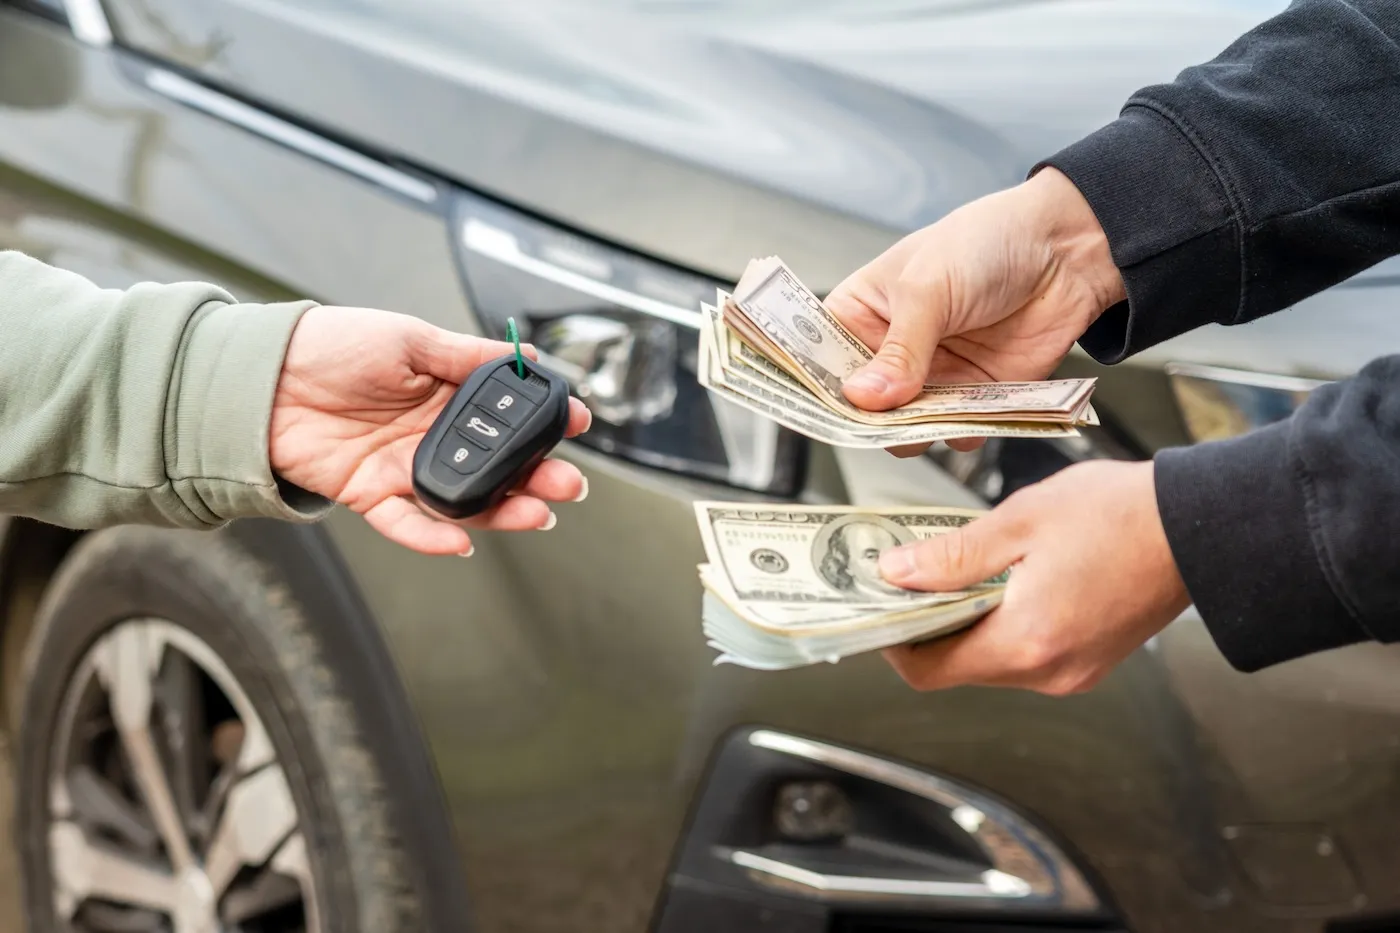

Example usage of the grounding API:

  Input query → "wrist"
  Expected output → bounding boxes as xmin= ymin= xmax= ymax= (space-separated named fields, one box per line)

xmin=1021 ymin=166 xmax=1126 ymax=326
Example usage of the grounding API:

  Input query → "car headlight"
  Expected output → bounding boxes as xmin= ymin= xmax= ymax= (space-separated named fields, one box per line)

xmin=448 ymin=189 xmax=805 ymax=495
xmin=1165 ymin=362 xmax=1327 ymax=443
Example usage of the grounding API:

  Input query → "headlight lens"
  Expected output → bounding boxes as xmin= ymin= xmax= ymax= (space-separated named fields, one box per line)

xmin=449 ymin=190 xmax=805 ymax=495
xmin=1165 ymin=362 xmax=1327 ymax=443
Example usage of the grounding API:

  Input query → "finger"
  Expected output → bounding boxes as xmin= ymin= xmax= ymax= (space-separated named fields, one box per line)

xmin=886 ymin=442 xmax=933 ymax=459
xmin=510 ymin=458 xmax=588 ymax=503
xmin=458 ymin=493 xmax=555 ymax=531
xmin=565 ymin=398 xmax=593 ymax=438
xmin=824 ymin=271 xmax=892 ymax=352
xmin=410 ymin=327 xmax=593 ymax=437
xmin=878 ymin=506 xmax=1027 ymax=592
xmin=363 ymin=496 xmax=474 ymax=556
xmin=843 ymin=276 xmax=943 ymax=411
xmin=407 ymin=324 xmax=540 ymax=383
xmin=881 ymin=611 xmax=1021 ymax=691
xmin=945 ymin=438 xmax=986 ymax=453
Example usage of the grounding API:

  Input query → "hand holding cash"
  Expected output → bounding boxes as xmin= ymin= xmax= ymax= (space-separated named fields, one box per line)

xmin=694 ymin=255 xmax=1105 ymax=670
xmin=697 ymin=256 xmax=1100 ymax=451
xmin=697 ymin=501 xmax=1009 ymax=670
xmin=693 ymin=174 xmax=1188 ymax=693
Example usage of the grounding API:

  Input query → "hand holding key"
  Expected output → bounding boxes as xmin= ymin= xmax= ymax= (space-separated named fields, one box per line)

xmin=412 ymin=350 xmax=573 ymax=520
xmin=268 ymin=305 xmax=592 ymax=556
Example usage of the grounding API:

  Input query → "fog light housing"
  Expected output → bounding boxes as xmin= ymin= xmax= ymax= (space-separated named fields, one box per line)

xmin=774 ymin=780 xmax=854 ymax=842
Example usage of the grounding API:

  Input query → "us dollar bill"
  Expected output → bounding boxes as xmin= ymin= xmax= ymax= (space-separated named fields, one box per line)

xmin=699 ymin=304 xmax=1083 ymax=448
xmin=693 ymin=502 xmax=1011 ymax=669
xmin=724 ymin=257 xmax=1098 ymax=426
xmin=702 ymin=588 xmax=1004 ymax=669
xmin=695 ymin=502 xmax=1009 ymax=614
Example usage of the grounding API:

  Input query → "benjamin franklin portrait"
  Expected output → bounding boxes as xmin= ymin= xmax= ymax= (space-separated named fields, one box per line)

xmin=813 ymin=514 xmax=918 ymax=600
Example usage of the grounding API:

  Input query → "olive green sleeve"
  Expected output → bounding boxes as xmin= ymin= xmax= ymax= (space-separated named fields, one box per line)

xmin=0 ymin=250 xmax=334 ymax=529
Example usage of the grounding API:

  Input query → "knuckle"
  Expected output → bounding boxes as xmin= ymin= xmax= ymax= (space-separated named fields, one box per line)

xmin=876 ymin=336 xmax=922 ymax=374
xmin=1009 ymin=637 xmax=1061 ymax=677
xmin=1038 ymin=678 xmax=1078 ymax=698
xmin=935 ymin=531 xmax=980 ymax=577
xmin=884 ymin=646 xmax=946 ymax=692
xmin=1040 ymin=668 xmax=1100 ymax=698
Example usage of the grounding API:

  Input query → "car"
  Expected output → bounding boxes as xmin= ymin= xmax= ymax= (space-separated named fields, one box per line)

xmin=2 ymin=1 xmax=1399 ymax=931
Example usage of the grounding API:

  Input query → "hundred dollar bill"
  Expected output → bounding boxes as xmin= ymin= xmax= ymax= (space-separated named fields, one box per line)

xmin=727 ymin=257 xmax=1097 ymax=425
xmin=697 ymin=561 xmax=964 ymax=635
xmin=703 ymin=588 xmax=1004 ymax=669
xmin=694 ymin=502 xmax=1008 ymax=613
xmin=692 ymin=502 xmax=1012 ymax=669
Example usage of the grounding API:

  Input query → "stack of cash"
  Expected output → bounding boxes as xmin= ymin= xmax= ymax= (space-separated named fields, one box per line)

xmin=696 ymin=502 xmax=1008 ymax=670
xmin=698 ymin=256 xmax=1098 ymax=448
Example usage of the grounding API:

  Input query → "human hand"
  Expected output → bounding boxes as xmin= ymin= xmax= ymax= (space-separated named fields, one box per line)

xmin=825 ymin=167 xmax=1126 ymax=454
xmin=877 ymin=460 xmax=1190 ymax=695
xmin=268 ymin=306 xmax=592 ymax=555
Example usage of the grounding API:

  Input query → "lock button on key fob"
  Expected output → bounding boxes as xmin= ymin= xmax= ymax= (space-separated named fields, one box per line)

xmin=473 ymin=377 xmax=538 ymax=428
xmin=413 ymin=354 xmax=572 ymax=519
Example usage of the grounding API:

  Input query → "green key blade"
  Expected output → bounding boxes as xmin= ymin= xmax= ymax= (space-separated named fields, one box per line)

xmin=506 ymin=317 xmax=525 ymax=378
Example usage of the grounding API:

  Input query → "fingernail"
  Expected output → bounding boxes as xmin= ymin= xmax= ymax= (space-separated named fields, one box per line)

xmin=846 ymin=370 xmax=890 ymax=395
xmin=572 ymin=476 xmax=589 ymax=503
xmin=459 ymin=546 xmax=475 ymax=558
xmin=540 ymin=512 xmax=557 ymax=531
xmin=879 ymin=546 xmax=916 ymax=581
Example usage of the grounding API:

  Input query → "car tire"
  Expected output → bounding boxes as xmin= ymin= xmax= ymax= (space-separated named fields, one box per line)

xmin=12 ymin=525 xmax=421 ymax=933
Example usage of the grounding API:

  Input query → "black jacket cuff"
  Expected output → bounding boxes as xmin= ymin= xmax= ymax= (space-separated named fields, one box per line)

xmin=1154 ymin=421 xmax=1367 ymax=672
xmin=1035 ymin=104 xmax=1240 ymax=364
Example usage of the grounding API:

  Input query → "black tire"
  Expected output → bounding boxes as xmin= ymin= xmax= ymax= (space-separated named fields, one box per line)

xmin=13 ymin=525 xmax=421 ymax=933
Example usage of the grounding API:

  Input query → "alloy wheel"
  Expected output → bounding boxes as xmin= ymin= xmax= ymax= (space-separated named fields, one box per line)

xmin=45 ymin=618 xmax=320 ymax=933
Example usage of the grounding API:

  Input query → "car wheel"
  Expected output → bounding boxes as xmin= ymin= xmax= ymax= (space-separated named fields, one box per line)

xmin=12 ymin=526 xmax=420 ymax=933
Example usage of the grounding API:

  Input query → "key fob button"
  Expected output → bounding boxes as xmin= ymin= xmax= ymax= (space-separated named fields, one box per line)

xmin=491 ymin=365 xmax=550 ymax=404
xmin=453 ymin=407 xmax=511 ymax=450
xmin=476 ymin=377 xmax=537 ymax=428
xmin=436 ymin=436 xmax=488 ymax=476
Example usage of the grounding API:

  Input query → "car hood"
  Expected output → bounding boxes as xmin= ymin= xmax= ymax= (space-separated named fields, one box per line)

xmin=119 ymin=0 xmax=1292 ymax=284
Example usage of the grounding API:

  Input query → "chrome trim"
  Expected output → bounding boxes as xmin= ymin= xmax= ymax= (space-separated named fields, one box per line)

xmin=1165 ymin=361 xmax=1327 ymax=444
xmin=461 ymin=217 xmax=705 ymax=330
xmin=728 ymin=850 xmax=1032 ymax=900
xmin=142 ymin=69 xmax=439 ymax=206
xmin=1163 ymin=361 xmax=1328 ymax=394
xmin=745 ymin=729 xmax=1101 ymax=911
xmin=61 ymin=0 xmax=112 ymax=46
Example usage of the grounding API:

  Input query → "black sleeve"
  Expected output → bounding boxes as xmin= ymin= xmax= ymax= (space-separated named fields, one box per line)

xmin=1035 ymin=0 xmax=1400 ymax=670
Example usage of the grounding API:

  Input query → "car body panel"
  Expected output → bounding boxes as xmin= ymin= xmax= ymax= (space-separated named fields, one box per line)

xmin=5 ymin=5 xmax=1400 ymax=933
xmin=92 ymin=0 xmax=1299 ymax=289
xmin=89 ymin=0 xmax=1400 ymax=381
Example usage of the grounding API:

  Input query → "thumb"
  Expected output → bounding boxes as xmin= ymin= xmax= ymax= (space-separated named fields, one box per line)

xmin=407 ymin=322 xmax=538 ymax=384
xmin=842 ymin=279 xmax=942 ymax=411
xmin=878 ymin=512 xmax=1025 ymax=592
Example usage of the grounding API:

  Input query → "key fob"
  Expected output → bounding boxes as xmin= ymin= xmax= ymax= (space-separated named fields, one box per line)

xmin=412 ymin=354 xmax=572 ymax=520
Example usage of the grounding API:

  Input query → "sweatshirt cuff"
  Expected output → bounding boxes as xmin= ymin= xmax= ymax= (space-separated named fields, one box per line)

xmin=1034 ymin=104 xmax=1241 ymax=364
xmin=1154 ymin=421 xmax=1366 ymax=672
xmin=166 ymin=298 xmax=334 ymax=525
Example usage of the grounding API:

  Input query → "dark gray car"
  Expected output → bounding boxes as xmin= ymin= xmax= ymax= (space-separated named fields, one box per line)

xmin=3 ymin=2 xmax=1399 ymax=932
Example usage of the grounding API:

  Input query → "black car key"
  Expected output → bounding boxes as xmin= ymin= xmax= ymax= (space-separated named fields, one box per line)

xmin=412 ymin=353 xmax=571 ymax=520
